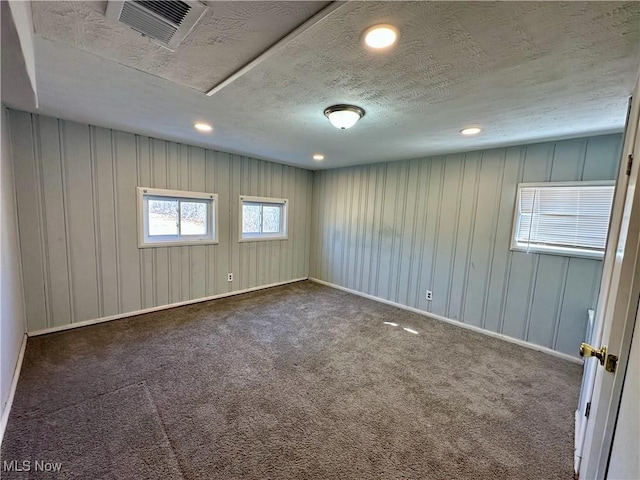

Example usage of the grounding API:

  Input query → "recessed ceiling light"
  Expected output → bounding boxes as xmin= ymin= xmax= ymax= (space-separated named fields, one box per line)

xmin=460 ymin=127 xmax=483 ymax=136
xmin=313 ymin=154 xmax=325 ymax=161
xmin=194 ymin=122 xmax=213 ymax=132
xmin=363 ymin=24 xmax=399 ymax=49
xmin=324 ymin=104 xmax=365 ymax=130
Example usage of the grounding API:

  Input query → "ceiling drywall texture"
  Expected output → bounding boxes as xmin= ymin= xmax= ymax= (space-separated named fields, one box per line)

xmin=23 ymin=1 xmax=640 ymax=169
xmin=31 ymin=1 xmax=331 ymax=91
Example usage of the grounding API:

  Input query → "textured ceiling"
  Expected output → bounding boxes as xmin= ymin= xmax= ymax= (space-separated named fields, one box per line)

xmin=31 ymin=1 xmax=331 ymax=91
xmin=17 ymin=1 xmax=640 ymax=169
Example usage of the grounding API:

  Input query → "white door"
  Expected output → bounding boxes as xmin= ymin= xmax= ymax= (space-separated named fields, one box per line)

xmin=574 ymin=73 xmax=640 ymax=479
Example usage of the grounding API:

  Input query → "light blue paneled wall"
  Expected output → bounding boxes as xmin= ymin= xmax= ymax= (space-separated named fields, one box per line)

xmin=8 ymin=106 xmax=622 ymax=357
xmin=9 ymin=110 xmax=313 ymax=332
xmin=310 ymin=135 xmax=622 ymax=356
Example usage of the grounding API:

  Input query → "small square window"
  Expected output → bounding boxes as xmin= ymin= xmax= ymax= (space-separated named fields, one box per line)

xmin=511 ymin=181 xmax=614 ymax=259
xmin=239 ymin=196 xmax=288 ymax=242
xmin=137 ymin=187 xmax=218 ymax=248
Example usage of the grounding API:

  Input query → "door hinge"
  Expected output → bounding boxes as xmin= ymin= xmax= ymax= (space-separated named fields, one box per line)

xmin=626 ymin=154 xmax=634 ymax=176
xmin=585 ymin=402 xmax=591 ymax=418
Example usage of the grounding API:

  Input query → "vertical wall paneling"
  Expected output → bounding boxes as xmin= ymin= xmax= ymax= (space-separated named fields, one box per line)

xmin=39 ymin=116 xmax=72 ymax=327
xmin=137 ymin=135 xmax=154 ymax=310
xmin=167 ymin=142 xmax=182 ymax=303
xmin=303 ymin=168 xmax=313 ymax=280
xmin=11 ymin=108 xmax=621 ymax=358
xmin=392 ymin=161 xmax=410 ymax=304
xmin=152 ymin=139 xmax=169 ymax=306
xmin=114 ymin=130 xmax=142 ymax=313
xmin=416 ymin=157 xmax=442 ymax=313
xmin=582 ymin=135 xmax=621 ymax=181
xmin=89 ymin=126 xmax=104 ymax=317
xmin=11 ymin=111 xmax=46 ymax=331
xmin=239 ymin=156 xmax=249 ymax=290
xmin=463 ymin=149 xmax=503 ymax=328
xmin=310 ymin=134 xmax=622 ymax=357
xmin=431 ymin=154 xmax=463 ymax=316
xmin=402 ymin=160 xmax=421 ymax=308
xmin=360 ymin=167 xmax=375 ymax=294
xmin=10 ymin=111 xmax=312 ymax=332
xmin=190 ymin=147 xmax=207 ymax=300
xmin=63 ymin=122 xmax=101 ymax=322
xmin=448 ymin=152 xmax=481 ymax=321
xmin=483 ymin=147 xmax=523 ymax=333
xmin=216 ymin=151 xmax=231 ymax=294
xmin=179 ymin=145 xmax=191 ymax=301
xmin=501 ymin=142 xmax=553 ymax=340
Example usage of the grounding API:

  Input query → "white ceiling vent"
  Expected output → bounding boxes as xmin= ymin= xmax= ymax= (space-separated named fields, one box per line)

xmin=106 ymin=0 xmax=207 ymax=50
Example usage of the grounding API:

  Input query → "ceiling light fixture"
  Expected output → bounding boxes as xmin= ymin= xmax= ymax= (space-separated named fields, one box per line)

xmin=363 ymin=24 xmax=399 ymax=49
xmin=313 ymin=154 xmax=325 ymax=161
xmin=460 ymin=127 xmax=483 ymax=136
xmin=324 ymin=105 xmax=365 ymax=130
xmin=194 ymin=122 xmax=213 ymax=132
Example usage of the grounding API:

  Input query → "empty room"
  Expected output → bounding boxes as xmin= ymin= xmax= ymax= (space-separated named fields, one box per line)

xmin=2 ymin=1 xmax=640 ymax=479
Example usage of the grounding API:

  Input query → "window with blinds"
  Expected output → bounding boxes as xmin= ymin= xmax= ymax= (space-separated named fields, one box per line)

xmin=511 ymin=181 xmax=615 ymax=259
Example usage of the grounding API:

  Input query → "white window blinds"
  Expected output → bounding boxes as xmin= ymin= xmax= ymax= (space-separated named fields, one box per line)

xmin=512 ymin=182 xmax=615 ymax=259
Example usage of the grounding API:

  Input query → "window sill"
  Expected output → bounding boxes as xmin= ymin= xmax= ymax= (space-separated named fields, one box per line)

xmin=138 ymin=240 xmax=219 ymax=249
xmin=510 ymin=244 xmax=604 ymax=260
xmin=239 ymin=236 xmax=288 ymax=243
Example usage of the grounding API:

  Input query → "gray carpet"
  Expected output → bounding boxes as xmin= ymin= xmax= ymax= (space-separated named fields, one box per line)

xmin=1 ymin=281 xmax=582 ymax=479
xmin=2 ymin=383 xmax=182 ymax=479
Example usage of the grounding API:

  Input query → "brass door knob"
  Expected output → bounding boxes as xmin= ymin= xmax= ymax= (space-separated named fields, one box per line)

xmin=580 ymin=343 xmax=607 ymax=365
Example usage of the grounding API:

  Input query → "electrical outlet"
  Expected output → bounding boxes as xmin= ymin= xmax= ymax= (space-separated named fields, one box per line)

xmin=228 ymin=273 xmax=233 ymax=282
xmin=426 ymin=290 xmax=433 ymax=301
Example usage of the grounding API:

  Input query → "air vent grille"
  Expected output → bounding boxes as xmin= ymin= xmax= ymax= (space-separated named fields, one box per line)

xmin=133 ymin=1 xmax=191 ymax=26
xmin=106 ymin=0 xmax=207 ymax=50
xmin=120 ymin=1 xmax=177 ymax=44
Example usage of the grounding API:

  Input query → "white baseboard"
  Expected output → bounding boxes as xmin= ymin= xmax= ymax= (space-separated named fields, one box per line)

xmin=0 ymin=333 xmax=27 ymax=446
xmin=28 ymin=277 xmax=308 ymax=337
xmin=309 ymin=277 xmax=583 ymax=365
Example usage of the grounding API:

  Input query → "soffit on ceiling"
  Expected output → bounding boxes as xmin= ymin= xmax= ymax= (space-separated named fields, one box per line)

xmin=23 ymin=1 xmax=640 ymax=169
xmin=31 ymin=1 xmax=331 ymax=91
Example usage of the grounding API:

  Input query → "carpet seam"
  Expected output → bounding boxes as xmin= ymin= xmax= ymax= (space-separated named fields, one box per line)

xmin=141 ymin=382 xmax=187 ymax=480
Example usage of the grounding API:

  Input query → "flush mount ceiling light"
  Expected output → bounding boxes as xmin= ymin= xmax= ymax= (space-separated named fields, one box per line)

xmin=460 ymin=126 xmax=483 ymax=136
xmin=363 ymin=24 xmax=399 ymax=49
xmin=194 ymin=122 xmax=213 ymax=132
xmin=324 ymin=105 xmax=365 ymax=130
xmin=313 ymin=154 xmax=325 ymax=161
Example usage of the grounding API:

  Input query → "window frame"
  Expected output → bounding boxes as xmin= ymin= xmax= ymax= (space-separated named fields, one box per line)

xmin=137 ymin=187 xmax=219 ymax=248
xmin=239 ymin=195 xmax=288 ymax=242
xmin=510 ymin=180 xmax=615 ymax=260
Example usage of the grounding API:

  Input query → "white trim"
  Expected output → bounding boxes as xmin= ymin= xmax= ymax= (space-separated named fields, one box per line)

xmin=137 ymin=239 xmax=219 ymax=249
xmin=0 ymin=333 xmax=27 ymax=445
xmin=240 ymin=195 xmax=288 ymax=204
xmin=309 ymin=277 xmax=583 ymax=364
xmin=511 ymin=243 xmax=605 ymax=260
xmin=517 ymin=180 xmax=616 ymax=189
xmin=238 ymin=236 xmax=288 ymax=243
xmin=28 ymin=277 xmax=308 ymax=337
xmin=139 ymin=187 xmax=217 ymax=201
